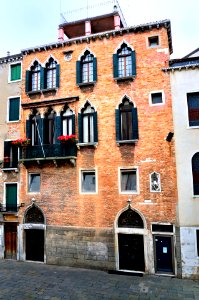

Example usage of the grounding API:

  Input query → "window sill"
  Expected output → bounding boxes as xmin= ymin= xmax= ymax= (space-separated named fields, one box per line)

xmin=77 ymin=81 xmax=96 ymax=87
xmin=27 ymin=90 xmax=42 ymax=96
xmin=114 ymin=76 xmax=135 ymax=82
xmin=42 ymin=87 xmax=57 ymax=93
xmin=8 ymin=79 xmax=22 ymax=83
xmin=116 ymin=140 xmax=138 ymax=146
xmin=77 ymin=142 xmax=98 ymax=149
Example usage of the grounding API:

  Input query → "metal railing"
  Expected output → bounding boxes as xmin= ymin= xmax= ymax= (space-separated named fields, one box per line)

xmin=0 ymin=204 xmax=18 ymax=213
xmin=60 ymin=0 xmax=126 ymax=24
xmin=19 ymin=143 xmax=77 ymax=161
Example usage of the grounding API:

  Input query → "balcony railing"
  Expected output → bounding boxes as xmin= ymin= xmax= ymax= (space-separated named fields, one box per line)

xmin=2 ymin=158 xmax=18 ymax=169
xmin=0 ymin=204 xmax=18 ymax=213
xmin=19 ymin=143 xmax=77 ymax=166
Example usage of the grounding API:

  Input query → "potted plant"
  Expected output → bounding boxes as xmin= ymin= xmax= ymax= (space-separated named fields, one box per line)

xmin=12 ymin=138 xmax=31 ymax=147
xmin=57 ymin=134 xmax=77 ymax=144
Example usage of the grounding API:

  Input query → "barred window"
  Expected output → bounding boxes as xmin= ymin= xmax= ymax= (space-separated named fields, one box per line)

xmin=46 ymin=58 xmax=57 ymax=89
xmin=31 ymin=61 xmax=41 ymax=91
xmin=118 ymin=45 xmax=132 ymax=78
xmin=81 ymin=51 xmax=94 ymax=83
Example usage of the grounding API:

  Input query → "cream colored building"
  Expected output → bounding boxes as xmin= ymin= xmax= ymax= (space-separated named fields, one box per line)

xmin=168 ymin=48 xmax=199 ymax=279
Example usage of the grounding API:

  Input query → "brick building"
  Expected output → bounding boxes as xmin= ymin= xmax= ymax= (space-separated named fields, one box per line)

xmin=0 ymin=3 xmax=180 ymax=276
xmin=0 ymin=53 xmax=22 ymax=259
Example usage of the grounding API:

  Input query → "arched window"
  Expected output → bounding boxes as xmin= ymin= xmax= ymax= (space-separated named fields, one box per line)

xmin=113 ymin=43 xmax=136 ymax=79
xmin=115 ymin=97 xmax=139 ymax=141
xmin=78 ymin=102 xmax=98 ymax=144
xmin=61 ymin=107 xmax=75 ymax=136
xmin=43 ymin=109 xmax=56 ymax=145
xmin=150 ymin=172 xmax=161 ymax=192
xmin=192 ymin=153 xmax=199 ymax=195
xmin=31 ymin=61 xmax=41 ymax=91
xmin=118 ymin=208 xmax=144 ymax=228
xmin=76 ymin=50 xmax=97 ymax=85
xmin=46 ymin=57 xmax=57 ymax=89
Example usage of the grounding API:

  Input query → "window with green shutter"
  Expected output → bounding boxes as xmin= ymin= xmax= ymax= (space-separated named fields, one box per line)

xmin=76 ymin=50 xmax=97 ymax=86
xmin=5 ymin=183 xmax=17 ymax=212
xmin=113 ymin=43 xmax=136 ymax=80
xmin=116 ymin=97 xmax=139 ymax=143
xmin=10 ymin=63 xmax=21 ymax=81
xmin=8 ymin=97 xmax=20 ymax=122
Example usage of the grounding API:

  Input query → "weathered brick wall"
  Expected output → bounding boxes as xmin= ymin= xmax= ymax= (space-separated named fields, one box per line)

xmin=46 ymin=226 xmax=114 ymax=270
xmin=18 ymin=27 xmax=177 ymax=230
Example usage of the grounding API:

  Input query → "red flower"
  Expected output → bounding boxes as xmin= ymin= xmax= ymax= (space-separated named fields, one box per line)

xmin=57 ymin=135 xmax=76 ymax=143
xmin=12 ymin=138 xmax=31 ymax=146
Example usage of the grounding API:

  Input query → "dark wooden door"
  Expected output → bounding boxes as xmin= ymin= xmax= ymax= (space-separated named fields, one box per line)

xmin=25 ymin=229 xmax=44 ymax=262
xmin=154 ymin=235 xmax=173 ymax=273
xmin=118 ymin=234 xmax=145 ymax=271
xmin=4 ymin=223 xmax=17 ymax=259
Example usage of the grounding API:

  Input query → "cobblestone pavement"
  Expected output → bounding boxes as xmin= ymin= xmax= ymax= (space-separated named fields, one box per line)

xmin=0 ymin=260 xmax=198 ymax=300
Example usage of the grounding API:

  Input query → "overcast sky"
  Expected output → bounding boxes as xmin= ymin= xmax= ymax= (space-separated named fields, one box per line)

xmin=0 ymin=0 xmax=198 ymax=58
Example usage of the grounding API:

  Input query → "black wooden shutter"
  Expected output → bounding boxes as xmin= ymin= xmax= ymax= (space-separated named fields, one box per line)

xmin=55 ymin=116 xmax=62 ymax=144
xmin=78 ymin=113 xmax=83 ymax=143
xmin=72 ymin=114 xmax=75 ymax=135
xmin=76 ymin=61 xmax=82 ymax=84
xmin=113 ymin=54 xmax=118 ymax=78
xmin=131 ymin=51 xmax=136 ymax=76
xmin=26 ymin=120 xmax=31 ymax=139
xmin=115 ymin=109 xmax=121 ymax=141
xmin=93 ymin=58 xmax=97 ymax=82
xmin=25 ymin=70 xmax=31 ymax=92
xmin=56 ymin=64 xmax=60 ymax=88
xmin=93 ymin=112 xmax=98 ymax=142
xmin=43 ymin=68 xmax=47 ymax=89
xmin=132 ymin=107 xmax=139 ymax=140
xmin=40 ymin=67 xmax=44 ymax=90
xmin=4 ymin=141 xmax=10 ymax=159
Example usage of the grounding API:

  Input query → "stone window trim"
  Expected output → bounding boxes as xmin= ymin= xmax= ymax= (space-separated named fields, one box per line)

xmin=149 ymin=90 xmax=165 ymax=106
xmin=7 ymin=96 xmax=21 ymax=123
xmin=187 ymin=92 xmax=199 ymax=128
xmin=28 ymin=173 xmax=41 ymax=194
xmin=79 ymin=168 xmax=98 ymax=195
xmin=118 ymin=166 xmax=139 ymax=195
xmin=8 ymin=61 xmax=22 ymax=83
xmin=147 ymin=35 xmax=160 ymax=49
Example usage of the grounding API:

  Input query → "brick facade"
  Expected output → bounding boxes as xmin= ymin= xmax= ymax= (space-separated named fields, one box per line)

xmin=1 ymin=18 xmax=180 ymax=276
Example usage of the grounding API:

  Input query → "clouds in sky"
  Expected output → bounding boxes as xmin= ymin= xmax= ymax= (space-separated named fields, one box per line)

xmin=0 ymin=0 xmax=198 ymax=58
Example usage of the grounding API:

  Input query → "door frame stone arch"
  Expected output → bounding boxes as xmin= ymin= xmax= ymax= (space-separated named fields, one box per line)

xmin=18 ymin=202 xmax=46 ymax=263
xmin=114 ymin=204 xmax=149 ymax=273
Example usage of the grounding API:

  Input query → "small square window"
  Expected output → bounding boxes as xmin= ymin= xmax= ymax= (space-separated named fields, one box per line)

xmin=29 ymin=174 xmax=40 ymax=193
xmin=196 ymin=230 xmax=199 ymax=256
xmin=151 ymin=92 xmax=163 ymax=105
xmin=120 ymin=169 xmax=137 ymax=193
xmin=8 ymin=97 xmax=20 ymax=122
xmin=81 ymin=171 xmax=96 ymax=193
xmin=10 ymin=63 xmax=21 ymax=81
xmin=148 ymin=36 xmax=159 ymax=48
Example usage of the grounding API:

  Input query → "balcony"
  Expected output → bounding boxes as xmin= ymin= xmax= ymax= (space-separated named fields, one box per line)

xmin=19 ymin=143 xmax=77 ymax=167
xmin=0 ymin=204 xmax=19 ymax=213
xmin=2 ymin=158 xmax=18 ymax=171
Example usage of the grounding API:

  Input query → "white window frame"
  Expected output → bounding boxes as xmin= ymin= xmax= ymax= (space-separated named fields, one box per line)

xmin=149 ymin=90 xmax=165 ymax=106
xmin=119 ymin=167 xmax=139 ymax=195
xmin=150 ymin=172 xmax=161 ymax=192
xmin=8 ymin=61 xmax=22 ymax=83
xmin=28 ymin=173 xmax=41 ymax=194
xmin=3 ymin=182 xmax=19 ymax=207
xmin=186 ymin=91 xmax=199 ymax=129
xmin=7 ymin=96 xmax=21 ymax=123
xmin=79 ymin=168 xmax=98 ymax=194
